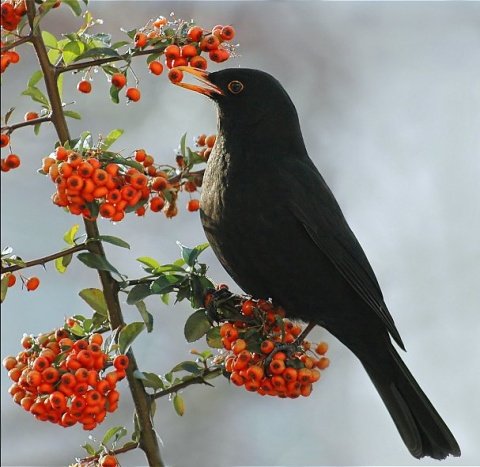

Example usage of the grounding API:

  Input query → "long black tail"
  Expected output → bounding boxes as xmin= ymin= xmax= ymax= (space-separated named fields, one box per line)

xmin=359 ymin=343 xmax=461 ymax=459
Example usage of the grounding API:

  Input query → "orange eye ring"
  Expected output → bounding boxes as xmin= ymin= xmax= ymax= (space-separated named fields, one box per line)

xmin=228 ymin=80 xmax=244 ymax=94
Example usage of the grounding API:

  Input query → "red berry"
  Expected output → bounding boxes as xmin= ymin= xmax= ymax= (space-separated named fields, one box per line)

xmin=126 ymin=87 xmax=141 ymax=102
xmin=111 ymin=73 xmax=126 ymax=89
xmin=77 ymin=80 xmax=92 ymax=94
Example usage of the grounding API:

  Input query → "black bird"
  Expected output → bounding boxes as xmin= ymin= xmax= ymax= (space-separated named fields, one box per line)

xmin=174 ymin=67 xmax=461 ymax=460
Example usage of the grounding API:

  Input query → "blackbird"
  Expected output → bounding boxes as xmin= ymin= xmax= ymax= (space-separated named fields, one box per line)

xmin=174 ymin=67 xmax=461 ymax=460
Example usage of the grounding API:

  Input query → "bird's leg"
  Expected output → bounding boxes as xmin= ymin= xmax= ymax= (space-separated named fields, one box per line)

xmin=295 ymin=321 xmax=317 ymax=345
xmin=203 ymin=287 xmax=237 ymax=323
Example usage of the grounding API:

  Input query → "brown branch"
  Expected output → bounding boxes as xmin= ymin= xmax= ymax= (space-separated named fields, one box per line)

xmin=1 ymin=243 xmax=88 ymax=274
xmin=56 ymin=45 xmax=168 ymax=76
xmin=0 ymin=36 xmax=32 ymax=52
xmin=79 ymin=441 xmax=139 ymax=464
xmin=24 ymin=2 xmax=164 ymax=465
xmin=151 ymin=367 xmax=222 ymax=401
xmin=1 ymin=116 xmax=52 ymax=134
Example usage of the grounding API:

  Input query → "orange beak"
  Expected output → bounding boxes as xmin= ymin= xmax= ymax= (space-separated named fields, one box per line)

xmin=173 ymin=66 xmax=224 ymax=97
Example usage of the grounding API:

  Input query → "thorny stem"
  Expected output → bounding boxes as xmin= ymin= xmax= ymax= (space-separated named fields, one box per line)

xmin=24 ymin=2 xmax=164 ymax=465
xmin=1 ymin=116 xmax=52 ymax=134
xmin=79 ymin=442 xmax=140 ymax=464
xmin=150 ymin=367 xmax=222 ymax=401
xmin=1 ymin=243 xmax=88 ymax=274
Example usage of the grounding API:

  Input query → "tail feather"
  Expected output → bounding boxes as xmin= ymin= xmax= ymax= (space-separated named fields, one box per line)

xmin=361 ymin=344 xmax=461 ymax=459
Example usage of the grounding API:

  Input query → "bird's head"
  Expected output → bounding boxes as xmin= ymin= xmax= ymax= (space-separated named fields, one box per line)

xmin=172 ymin=67 xmax=301 ymax=139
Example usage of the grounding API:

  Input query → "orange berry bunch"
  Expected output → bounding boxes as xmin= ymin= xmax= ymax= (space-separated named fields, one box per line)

xmin=1 ymin=272 xmax=40 ymax=292
xmin=3 ymin=323 xmax=128 ymax=430
xmin=1 ymin=0 xmax=26 ymax=34
xmin=42 ymin=146 xmax=174 ymax=221
xmin=132 ymin=17 xmax=237 ymax=71
xmin=217 ymin=297 xmax=330 ymax=398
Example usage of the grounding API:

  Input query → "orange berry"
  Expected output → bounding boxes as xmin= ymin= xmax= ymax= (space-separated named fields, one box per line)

xmin=5 ymin=153 xmax=20 ymax=169
xmin=189 ymin=55 xmax=207 ymax=70
xmin=149 ymin=196 xmax=165 ymax=212
xmin=153 ymin=16 xmax=167 ymax=28
xmin=148 ymin=61 xmax=163 ymax=75
xmin=134 ymin=149 xmax=147 ymax=162
xmin=151 ymin=176 xmax=167 ymax=191
xmin=246 ymin=365 xmax=264 ymax=382
xmin=283 ymin=367 xmax=298 ymax=382
xmin=317 ymin=356 xmax=330 ymax=370
xmin=25 ymin=276 xmax=40 ymax=291
xmin=77 ymin=80 xmax=92 ymax=94
xmin=297 ymin=368 xmax=312 ymax=383
xmin=181 ymin=44 xmax=197 ymax=58
xmin=0 ymin=133 xmax=9 ymax=147
xmin=168 ymin=68 xmax=183 ymax=84
xmin=205 ymin=134 xmax=216 ymax=148
xmin=4 ymin=272 xmax=16 ymax=287
xmin=187 ymin=26 xmax=203 ymax=42
xmin=111 ymin=73 xmax=126 ymax=89
xmin=220 ymin=25 xmax=235 ymax=41
xmin=231 ymin=338 xmax=247 ymax=355
xmin=199 ymin=35 xmax=220 ymax=51
xmin=187 ymin=199 xmax=200 ymax=212
xmin=126 ymin=87 xmax=141 ymax=102
xmin=99 ymin=454 xmax=118 ymax=467
xmin=24 ymin=111 xmax=39 ymax=121
xmin=209 ymin=48 xmax=229 ymax=63
xmin=134 ymin=32 xmax=147 ymax=48
xmin=269 ymin=359 xmax=285 ymax=375
xmin=164 ymin=44 xmax=180 ymax=60
xmin=113 ymin=354 xmax=129 ymax=370
xmin=315 ymin=341 xmax=329 ymax=355
xmin=2 ymin=356 xmax=17 ymax=371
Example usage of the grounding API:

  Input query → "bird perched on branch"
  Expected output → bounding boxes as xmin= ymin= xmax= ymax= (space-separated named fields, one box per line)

xmin=173 ymin=66 xmax=460 ymax=460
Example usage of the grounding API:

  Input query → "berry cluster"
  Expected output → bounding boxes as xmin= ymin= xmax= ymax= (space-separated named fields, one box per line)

xmin=3 ymin=321 xmax=128 ymax=430
xmin=134 ymin=19 xmax=236 ymax=71
xmin=1 ymin=272 xmax=40 ymax=291
xmin=1 ymin=0 xmax=26 ymax=34
xmin=217 ymin=297 xmax=330 ymax=398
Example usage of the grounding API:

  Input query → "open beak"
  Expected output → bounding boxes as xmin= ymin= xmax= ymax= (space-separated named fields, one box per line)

xmin=173 ymin=66 xmax=224 ymax=97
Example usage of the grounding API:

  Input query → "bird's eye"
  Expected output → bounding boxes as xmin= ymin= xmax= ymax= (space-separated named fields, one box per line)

xmin=227 ymin=80 xmax=244 ymax=94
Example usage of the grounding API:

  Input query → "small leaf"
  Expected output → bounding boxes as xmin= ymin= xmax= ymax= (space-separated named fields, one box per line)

xmin=28 ymin=69 xmax=44 ymax=87
xmin=74 ymin=47 xmax=120 ymax=62
xmin=109 ymin=85 xmax=120 ymax=104
xmin=77 ymin=252 xmax=121 ymax=276
xmin=78 ymin=288 xmax=108 ymax=315
xmin=118 ymin=322 xmax=145 ymax=354
xmin=1 ymin=275 xmax=9 ymax=303
xmin=177 ymin=242 xmax=209 ymax=267
xmin=100 ymin=129 xmax=124 ymax=150
xmin=206 ymin=326 xmax=223 ymax=348
xmin=126 ymin=283 xmax=152 ymax=305
xmin=82 ymin=443 xmax=96 ymax=456
xmin=55 ymin=252 xmax=72 ymax=273
xmin=150 ymin=274 xmax=183 ymax=295
xmin=179 ymin=132 xmax=187 ymax=158
xmin=96 ymin=235 xmax=130 ymax=249
xmin=20 ymin=87 xmax=49 ymax=106
xmin=62 ymin=40 xmax=86 ymax=64
xmin=63 ymin=224 xmax=80 ymax=246
xmin=134 ymin=371 xmax=165 ymax=390
xmin=184 ymin=309 xmax=211 ymax=343
xmin=63 ymin=110 xmax=82 ymax=120
xmin=135 ymin=300 xmax=154 ymax=333
xmin=102 ymin=426 xmax=127 ymax=446
xmin=170 ymin=361 xmax=202 ymax=375
xmin=69 ymin=322 xmax=85 ymax=337
xmin=173 ymin=394 xmax=185 ymax=416
xmin=63 ymin=0 xmax=83 ymax=16
xmin=137 ymin=257 xmax=161 ymax=271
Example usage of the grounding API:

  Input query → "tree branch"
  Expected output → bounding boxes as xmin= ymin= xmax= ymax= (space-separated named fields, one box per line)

xmin=151 ymin=367 xmax=222 ymax=401
xmin=1 ymin=243 xmax=88 ymax=274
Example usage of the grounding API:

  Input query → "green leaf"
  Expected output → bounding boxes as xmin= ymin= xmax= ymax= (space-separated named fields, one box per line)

xmin=63 ymin=110 xmax=82 ymax=120
xmin=63 ymin=224 xmax=80 ymax=246
xmin=118 ymin=322 xmax=145 ymax=354
xmin=100 ymin=129 xmax=124 ymax=150
xmin=74 ymin=47 xmax=120 ymax=62
xmin=96 ymin=235 xmax=130 ymax=249
xmin=134 ymin=370 xmax=164 ymax=389
xmin=206 ymin=326 xmax=223 ymax=348
xmin=63 ymin=0 xmax=83 ymax=16
xmin=177 ymin=242 xmax=209 ymax=267
xmin=77 ymin=252 xmax=121 ymax=276
xmin=170 ymin=360 xmax=202 ymax=375
xmin=102 ymin=426 xmax=127 ymax=446
xmin=28 ymin=70 xmax=44 ymax=87
xmin=62 ymin=40 xmax=86 ymax=65
xmin=40 ymin=31 xmax=58 ymax=50
xmin=20 ymin=87 xmax=49 ymax=106
xmin=137 ymin=256 xmax=161 ymax=272
xmin=184 ymin=309 xmax=211 ymax=343
xmin=82 ymin=442 xmax=96 ymax=456
xmin=173 ymin=394 xmax=184 ymax=416
xmin=69 ymin=322 xmax=85 ymax=337
xmin=109 ymin=85 xmax=120 ymax=104
xmin=1 ymin=274 xmax=10 ymax=303
xmin=34 ymin=123 xmax=41 ymax=136
xmin=179 ymin=132 xmax=187 ymax=158
xmin=150 ymin=274 xmax=183 ymax=295
xmin=127 ymin=283 xmax=152 ymax=305
xmin=135 ymin=300 xmax=153 ymax=333
xmin=55 ymin=252 xmax=73 ymax=274
xmin=78 ymin=288 xmax=108 ymax=315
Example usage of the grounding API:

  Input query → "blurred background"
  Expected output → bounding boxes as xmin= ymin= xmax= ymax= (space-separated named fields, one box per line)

xmin=1 ymin=1 xmax=479 ymax=466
